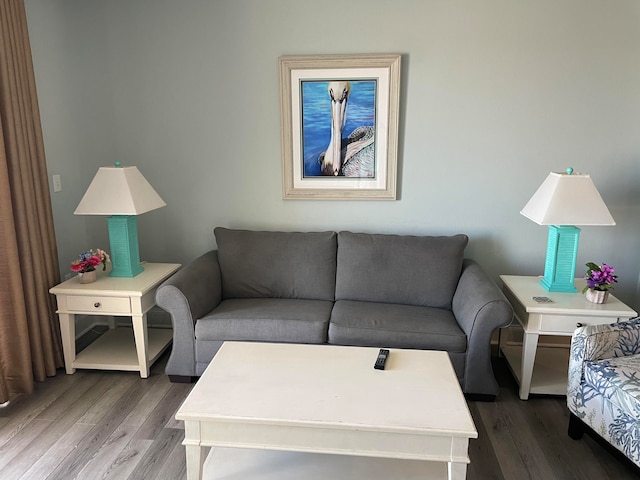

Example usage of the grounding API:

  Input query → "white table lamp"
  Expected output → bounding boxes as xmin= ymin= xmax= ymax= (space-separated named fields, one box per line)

xmin=74 ymin=162 xmax=166 ymax=277
xmin=520 ymin=167 xmax=615 ymax=292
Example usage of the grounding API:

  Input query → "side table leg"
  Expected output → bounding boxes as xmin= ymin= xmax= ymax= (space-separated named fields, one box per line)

xmin=132 ymin=313 xmax=150 ymax=378
xmin=59 ymin=313 xmax=77 ymax=374
xmin=519 ymin=332 xmax=539 ymax=400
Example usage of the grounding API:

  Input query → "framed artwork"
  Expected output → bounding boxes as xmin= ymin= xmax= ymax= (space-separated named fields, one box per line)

xmin=279 ymin=54 xmax=401 ymax=200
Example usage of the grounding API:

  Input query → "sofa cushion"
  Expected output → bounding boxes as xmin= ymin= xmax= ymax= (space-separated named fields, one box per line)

xmin=215 ymin=227 xmax=337 ymax=301
xmin=195 ymin=298 xmax=333 ymax=344
xmin=328 ymin=300 xmax=467 ymax=352
xmin=335 ymin=231 xmax=468 ymax=308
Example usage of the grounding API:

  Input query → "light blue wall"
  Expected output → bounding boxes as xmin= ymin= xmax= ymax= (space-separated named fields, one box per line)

xmin=25 ymin=0 xmax=640 ymax=310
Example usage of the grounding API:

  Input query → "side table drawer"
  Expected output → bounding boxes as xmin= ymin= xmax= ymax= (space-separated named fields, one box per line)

xmin=540 ymin=315 xmax=616 ymax=334
xmin=66 ymin=296 xmax=131 ymax=314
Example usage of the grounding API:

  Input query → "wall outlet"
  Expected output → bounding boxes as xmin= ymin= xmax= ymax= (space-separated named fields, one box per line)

xmin=52 ymin=174 xmax=62 ymax=192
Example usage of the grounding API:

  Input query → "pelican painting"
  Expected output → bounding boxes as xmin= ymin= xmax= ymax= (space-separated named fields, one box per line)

xmin=301 ymin=80 xmax=376 ymax=178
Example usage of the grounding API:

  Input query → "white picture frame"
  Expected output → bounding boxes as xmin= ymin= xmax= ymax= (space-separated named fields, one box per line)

xmin=279 ymin=54 xmax=401 ymax=200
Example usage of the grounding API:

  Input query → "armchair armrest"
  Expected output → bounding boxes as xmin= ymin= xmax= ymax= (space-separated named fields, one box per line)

xmin=568 ymin=318 xmax=640 ymax=398
xmin=452 ymin=259 xmax=514 ymax=397
xmin=156 ymin=250 xmax=223 ymax=377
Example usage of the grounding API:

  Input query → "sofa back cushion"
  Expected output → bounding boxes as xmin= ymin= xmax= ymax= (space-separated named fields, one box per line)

xmin=215 ymin=228 xmax=337 ymax=301
xmin=335 ymin=231 xmax=468 ymax=308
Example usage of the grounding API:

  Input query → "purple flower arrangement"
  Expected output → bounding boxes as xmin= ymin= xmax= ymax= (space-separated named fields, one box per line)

xmin=582 ymin=262 xmax=617 ymax=293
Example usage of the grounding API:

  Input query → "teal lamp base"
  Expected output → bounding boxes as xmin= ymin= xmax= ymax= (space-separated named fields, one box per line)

xmin=540 ymin=225 xmax=580 ymax=292
xmin=107 ymin=215 xmax=144 ymax=277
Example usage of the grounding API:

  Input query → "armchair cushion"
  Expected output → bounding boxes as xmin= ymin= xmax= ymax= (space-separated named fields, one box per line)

xmin=568 ymin=319 xmax=640 ymax=398
xmin=583 ymin=355 xmax=640 ymax=417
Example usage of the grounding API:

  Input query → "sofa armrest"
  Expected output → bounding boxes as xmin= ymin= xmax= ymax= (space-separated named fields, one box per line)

xmin=452 ymin=259 xmax=514 ymax=396
xmin=568 ymin=318 xmax=640 ymax=399
xmin=155 ymin=250 xmax=223 ymax=377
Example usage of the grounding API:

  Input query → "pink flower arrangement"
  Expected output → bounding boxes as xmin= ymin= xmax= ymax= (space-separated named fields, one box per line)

xmin=70 ymin=248 xmax=110 ymax=273
xmin=582 ymin=262 xmax=617 ymax=293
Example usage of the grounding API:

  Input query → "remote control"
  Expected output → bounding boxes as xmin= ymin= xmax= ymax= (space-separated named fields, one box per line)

xmin=374 ymin=349 xmax=389 ymax=370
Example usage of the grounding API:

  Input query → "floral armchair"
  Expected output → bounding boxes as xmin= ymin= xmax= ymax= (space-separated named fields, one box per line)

xmin=568 ymin=318 xmax=640 ymax=467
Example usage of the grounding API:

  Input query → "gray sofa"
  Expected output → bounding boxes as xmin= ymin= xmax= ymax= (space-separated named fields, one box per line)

xmin=156 ymin=227 xmax=513 ymax=398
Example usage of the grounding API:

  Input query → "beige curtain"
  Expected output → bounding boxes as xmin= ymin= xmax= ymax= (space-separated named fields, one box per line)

xmin=0 ymin=0 xmax=64 ymax=404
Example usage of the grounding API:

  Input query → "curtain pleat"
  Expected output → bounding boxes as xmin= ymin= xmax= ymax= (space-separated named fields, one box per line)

xmin=0 ymin=0 xmax=64 ymax=404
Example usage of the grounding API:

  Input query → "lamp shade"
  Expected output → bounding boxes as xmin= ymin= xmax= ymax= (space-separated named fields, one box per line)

xmin=520 ymin=170 xmax=615 ymax=226
xmin=74 ymin=165 xmax=166 ymax=215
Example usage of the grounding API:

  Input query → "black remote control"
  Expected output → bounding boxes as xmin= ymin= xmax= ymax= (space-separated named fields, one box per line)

xmin=374 ymin=349 xmax=389 ymax=370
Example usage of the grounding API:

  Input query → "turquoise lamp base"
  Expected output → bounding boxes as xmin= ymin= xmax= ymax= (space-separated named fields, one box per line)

xmin=539 ymin=225 xmax=580 ymax=292
xmin=107 ymin=215 xmax=144 ymax=277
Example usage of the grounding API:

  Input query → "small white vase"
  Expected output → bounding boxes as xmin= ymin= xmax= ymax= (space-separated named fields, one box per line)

xmin=585 ymin=289 xmax=609 ymax=304
xmin=78 ymin=270 xmax=97 ymax=284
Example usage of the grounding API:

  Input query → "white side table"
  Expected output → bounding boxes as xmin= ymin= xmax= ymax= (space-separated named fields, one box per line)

xmin=50 ymin=262 xmax=180 ymax=378
xmin=499 ymin=275 xmax=637 ymax=400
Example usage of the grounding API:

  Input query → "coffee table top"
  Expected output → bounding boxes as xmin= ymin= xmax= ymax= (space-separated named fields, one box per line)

xmin=177 ymin=342 xmax=477 ymax=439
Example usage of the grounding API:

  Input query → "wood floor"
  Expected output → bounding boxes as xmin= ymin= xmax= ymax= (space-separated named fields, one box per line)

xmin=1 ymin=350 xmax=639 ymax=480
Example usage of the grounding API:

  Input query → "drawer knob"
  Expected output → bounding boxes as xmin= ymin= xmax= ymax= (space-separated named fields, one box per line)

xmin=576 ymin=322 xmax=583 ymax=328
xmin=94 ymin=302 xmax=101 ymax=308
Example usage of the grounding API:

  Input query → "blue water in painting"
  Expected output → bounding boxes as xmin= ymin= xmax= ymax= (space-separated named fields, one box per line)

xmin=302 ymin=80 xmax=376 ymax=177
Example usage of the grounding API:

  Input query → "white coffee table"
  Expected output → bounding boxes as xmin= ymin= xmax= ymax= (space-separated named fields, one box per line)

xmin=176 ymin=342 xmax=477 ymax=480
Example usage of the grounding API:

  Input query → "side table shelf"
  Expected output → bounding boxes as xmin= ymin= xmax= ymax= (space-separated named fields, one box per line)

xmin=50 ymin=262 xmax=181 ymax=378
xmin=500 ymin=343 xmax=571 ymax=397
xmin=74 ymin=326 xmax=173 ymax=372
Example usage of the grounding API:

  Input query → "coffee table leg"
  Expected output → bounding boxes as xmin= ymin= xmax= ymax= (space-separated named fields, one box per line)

xmin=448 ymin=438 xmax=470 ymax=479
xmin=185 ymin=445 xmax=206 ymax=480
xmin=448 ymin=461 xmax=468 ymax=479
xmin=184 ymin=421 xmax=206 ymax=480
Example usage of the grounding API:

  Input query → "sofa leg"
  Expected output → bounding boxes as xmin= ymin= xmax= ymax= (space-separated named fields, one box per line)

xmin=168 ymin=375 xmax=196 ymax=383
xmin=465 ymin=393 xmax=496 ymax=402
xmin=568 ymin=413 xmax=585 ymax=440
